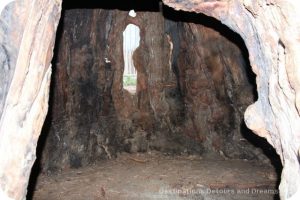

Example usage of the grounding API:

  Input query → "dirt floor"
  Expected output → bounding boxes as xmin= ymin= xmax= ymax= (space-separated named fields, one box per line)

xmin=31 ymin=152 xmax=279 ymax=200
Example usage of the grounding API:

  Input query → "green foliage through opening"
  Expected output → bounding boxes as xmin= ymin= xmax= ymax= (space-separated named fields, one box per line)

xmin=123 ymin=75 xmax=137 ymax=86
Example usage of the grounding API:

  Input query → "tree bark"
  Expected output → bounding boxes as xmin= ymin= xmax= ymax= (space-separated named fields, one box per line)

xmin=162 ymin=0 xmax=300 ymax=199
xmin=0 ymin=0 xmax=62 ymax=199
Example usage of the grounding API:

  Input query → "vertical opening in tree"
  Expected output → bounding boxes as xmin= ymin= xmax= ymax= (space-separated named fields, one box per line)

xmin=123 ymin=23 xmax=140 ymax=93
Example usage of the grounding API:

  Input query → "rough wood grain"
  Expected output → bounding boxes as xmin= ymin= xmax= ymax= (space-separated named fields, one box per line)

xmin=162 ymin=0 xmax=300 ymax=199
xmin=41 ymin=8 xmax=264 ymax=173
xmin=0 ymin=0 xmax=62 ymax=199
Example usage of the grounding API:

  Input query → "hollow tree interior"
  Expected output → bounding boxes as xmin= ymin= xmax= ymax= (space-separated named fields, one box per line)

xmin=4 ymin=0 xmax=299 ymax=200
xmin=23 ymin=1 xmax=282 ymax=199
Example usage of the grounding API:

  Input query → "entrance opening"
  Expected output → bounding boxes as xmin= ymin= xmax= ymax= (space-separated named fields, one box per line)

xmin=122 ymin=23 xmax=140 ymax=93
xmin=27 ymin=1 xmax=282 ymax=200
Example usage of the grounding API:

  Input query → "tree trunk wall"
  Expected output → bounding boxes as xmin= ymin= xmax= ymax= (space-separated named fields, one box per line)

xmin=40 ymin=8 xmax=264 ymax=172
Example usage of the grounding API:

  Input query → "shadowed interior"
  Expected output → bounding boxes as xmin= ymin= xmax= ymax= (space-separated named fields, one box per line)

xmin=27 ymin=1 xmax=282 ymax=199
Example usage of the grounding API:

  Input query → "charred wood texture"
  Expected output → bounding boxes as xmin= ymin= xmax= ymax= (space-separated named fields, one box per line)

xmin=40 ymin=8 xmax=263 ymax=173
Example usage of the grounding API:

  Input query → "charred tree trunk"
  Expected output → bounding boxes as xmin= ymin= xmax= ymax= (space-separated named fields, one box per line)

xmin=163 ymin=0 xmax=300 ymax=199
xmin=40 ymin=8 xmax=262 ymax=172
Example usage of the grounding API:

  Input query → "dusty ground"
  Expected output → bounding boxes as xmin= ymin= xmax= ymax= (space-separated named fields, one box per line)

xmin=31 ymin=152 xmax=279 ymax=200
